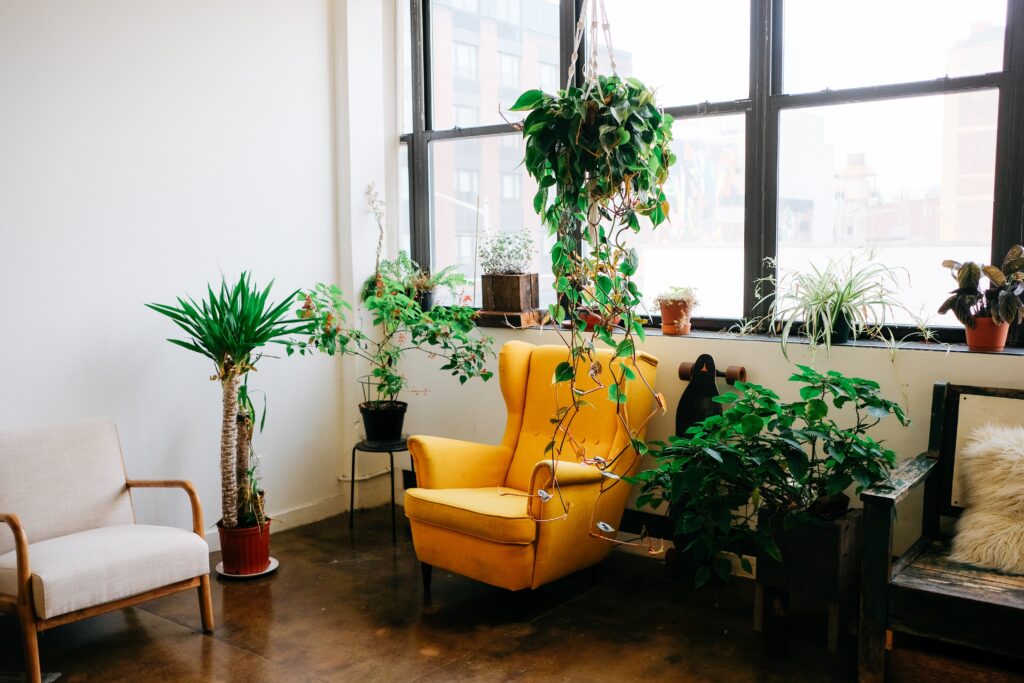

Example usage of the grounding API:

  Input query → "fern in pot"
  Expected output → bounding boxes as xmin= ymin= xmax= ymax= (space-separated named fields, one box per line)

xmin=478 ymin=229 xmax=538 ymax=312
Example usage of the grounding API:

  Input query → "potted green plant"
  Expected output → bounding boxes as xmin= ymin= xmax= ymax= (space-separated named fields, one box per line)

xmin=938 ymin=245 xmax=1024 ymax=352
xmin=633 ymin=365 xmax=909 ymax=589
xmin=478 ymin=229 xmax=538 ymax=312
xmin=409 ymin=263 xmax=469 ymax=311
xmin=654 ymin=287 xmax=698 ymax=335
xmin=147 ymin=273 xmax=310 ymax=575
xmin=291 ymin=188 xmax=493 ymax=443
xmin=361 ymin=251 xmax=467 ymax=312
xmin=752 ymin=253 xmax=908 ymax=359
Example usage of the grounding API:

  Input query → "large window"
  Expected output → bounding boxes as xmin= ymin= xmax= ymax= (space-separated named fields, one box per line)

xmin=404 ymin=0 xmax=1024 ymax=337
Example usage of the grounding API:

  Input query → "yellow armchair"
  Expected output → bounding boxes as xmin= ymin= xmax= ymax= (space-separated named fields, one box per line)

xmin=404 ymin=340 xmax=659 ymax=593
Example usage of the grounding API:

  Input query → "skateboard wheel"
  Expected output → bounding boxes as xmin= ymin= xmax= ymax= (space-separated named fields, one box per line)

xmin=725 ymin=366 xmax=747 ymax=385
xmin=678 ymin=361 xmax=695 ymax=381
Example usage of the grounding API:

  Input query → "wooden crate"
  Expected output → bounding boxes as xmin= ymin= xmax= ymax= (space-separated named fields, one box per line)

xmin=481 ymin=273 xmax=539 ymax=312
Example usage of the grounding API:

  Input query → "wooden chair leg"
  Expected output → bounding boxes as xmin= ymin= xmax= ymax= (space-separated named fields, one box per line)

xmin=17 ymin=602 xmax=41 ymax=683
xmin=198 ymin=574 xmax=215 ymax=633
xmin=753 ymin=583 xmax=770 ymax=633
xmin=827 ymin=602 xmax=840 ymax=654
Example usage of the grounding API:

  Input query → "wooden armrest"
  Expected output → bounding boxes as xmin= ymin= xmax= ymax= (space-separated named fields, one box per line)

xmin=126 ymin=480 xmax=205 ymax=536
xmin=0 ymin=513 xmax=31 ymax=603
xmin=861 ymin=452 xmax=937 ymax=506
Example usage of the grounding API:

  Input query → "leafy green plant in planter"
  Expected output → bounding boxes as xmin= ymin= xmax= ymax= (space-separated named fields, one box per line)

xmin=511 ymin=72 xmax=675 ymax=537
xmin=653 ymin=286 xmax=698 ymax=336
xmin=147 ymin=273 xmax=310 ymax=574
xmin=750 ymin=253 xmax=909 ymax=359
xmin=632 ymin=366 xmax=909 ymax=587
xmin=938 ymin=244 xmax=1024 ymax=352
xmin=359 ymin=251 xmax=467 ymax=310
xmin=478 ymin=229 xmax=539 ymax=312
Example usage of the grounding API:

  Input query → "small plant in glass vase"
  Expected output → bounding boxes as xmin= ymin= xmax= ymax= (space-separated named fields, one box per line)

xmin=938 ymin=244 xmax=1024 ymax=352
xmin=654 ymin=287 xmax=698 ymax=335
xmin=478 ymin=229 xmax=539 ymax=312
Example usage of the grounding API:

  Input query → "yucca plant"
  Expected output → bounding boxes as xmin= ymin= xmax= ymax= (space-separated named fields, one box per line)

xmin=939 ymin=245 xmax=1024 ymax=327
xmin=147 ymin=273 xmax=310 ymax=528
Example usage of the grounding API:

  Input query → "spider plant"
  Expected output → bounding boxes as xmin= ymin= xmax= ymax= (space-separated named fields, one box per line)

xmin=146 ymin=273 xmax=310 ymax=528
xmin=752 ymin=253 xmax=909 ymax=360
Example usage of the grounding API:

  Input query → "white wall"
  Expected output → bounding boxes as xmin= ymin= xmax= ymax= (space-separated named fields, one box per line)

xmin=0 ymin=0 xmax=362 ymax=545
xmin=400 ymin=328 xmax=1024 ymax=553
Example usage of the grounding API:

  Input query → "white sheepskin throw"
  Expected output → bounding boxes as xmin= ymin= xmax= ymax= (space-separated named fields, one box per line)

xmin=950 ymin=423 xmax=1024 ymax=574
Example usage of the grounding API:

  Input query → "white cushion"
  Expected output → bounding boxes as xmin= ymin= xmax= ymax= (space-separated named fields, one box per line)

xmin=0 ymin=525 xmax=210 ymax=619
xmin=950 ymin=424 xmax=1024 ymax=574
xmin=0 ymin=418 xmax=135 ymax=555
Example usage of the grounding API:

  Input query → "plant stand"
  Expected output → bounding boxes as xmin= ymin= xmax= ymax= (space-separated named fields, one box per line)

xmin=474 ymin=309 xmax=545 ymax=328
xmin=753 ymin=508 xmax=862 ymax=654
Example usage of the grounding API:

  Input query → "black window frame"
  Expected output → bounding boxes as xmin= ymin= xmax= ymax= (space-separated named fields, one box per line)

xmin=402 ymin=0 xmax=1024 ymax=344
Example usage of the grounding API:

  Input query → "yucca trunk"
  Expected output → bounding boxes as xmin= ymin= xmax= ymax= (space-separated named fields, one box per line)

xmin=236 ymin=410 xmax=252 ymax=495
xmin=220 ymin=372 xmax=240 ymax=528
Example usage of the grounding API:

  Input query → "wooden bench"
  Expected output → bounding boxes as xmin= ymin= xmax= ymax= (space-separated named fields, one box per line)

xmin=858 ymin=383 xmax=1024 ymax=682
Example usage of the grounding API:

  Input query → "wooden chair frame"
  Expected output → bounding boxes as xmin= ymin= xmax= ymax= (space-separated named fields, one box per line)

xmin=0 ymin=480 xmax=214 ymax=683
xmin=858 ymin=383 xmax=1024 ymax=682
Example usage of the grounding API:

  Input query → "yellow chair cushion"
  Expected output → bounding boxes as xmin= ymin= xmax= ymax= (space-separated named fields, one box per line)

xmin=404 ymin=487 xmax=536 ymax=545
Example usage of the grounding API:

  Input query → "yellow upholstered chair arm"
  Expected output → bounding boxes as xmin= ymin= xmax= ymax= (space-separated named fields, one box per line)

xmin=408 ymin=435 xmax=513 ymax=489
xmin=528 ymin=460 xmax=605 ymax=520
xmin=0 ymin=513 xmax=31 ymax=606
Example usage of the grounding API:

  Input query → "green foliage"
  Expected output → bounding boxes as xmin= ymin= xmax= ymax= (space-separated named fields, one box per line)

xmin=146 ymin=272 xmax=310 ymax=379
xmin=514 ymin=75 xmax=674 ymax=499
xmin=939 ymin=245 xmax=1024 ymax=327
xmin=360 ymin=251 xmax=467 ymax=302
xmin=287 ymin=280 xmax=494 ymax=405
xmin=631 ymin=366 xmax=909 ymax=587
xmin=653 ymin=286 xmax=698 ymax=307
xmin=748 ymin=253 xmax=909 ymax=359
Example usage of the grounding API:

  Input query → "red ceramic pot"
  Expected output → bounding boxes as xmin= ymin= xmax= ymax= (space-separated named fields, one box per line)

xmin=218 ymin=519 xmax=271 ymax=575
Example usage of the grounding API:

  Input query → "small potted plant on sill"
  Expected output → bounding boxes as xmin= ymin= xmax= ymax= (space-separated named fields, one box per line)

xmin=360 ymin=251 xmax=467 ymax=312
xmin=632 ymin=366 xmax=908 ymax=649
xmin=147 ymin=273 xmax=310 ymax=576
xmin=654 ymin=286 xmax=698 ymax=335
xmin=478 ymin=229 xmax=539 ymax=312
xmin=938 ymin=245 xmax=1024 ymax=352
xmin=752 ymin=253 xmax=908 ymax=359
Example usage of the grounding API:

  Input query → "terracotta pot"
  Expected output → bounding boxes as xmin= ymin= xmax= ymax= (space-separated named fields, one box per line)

xmin=659 ymin=300 xmax=693 ymax=335
xmin=965 ymin=316 xmax=1009 ymax=352
xmin=218 ymin=519 xmax=271 ymax=575
xmin=578 ymin=309 xmax=621 ymax=332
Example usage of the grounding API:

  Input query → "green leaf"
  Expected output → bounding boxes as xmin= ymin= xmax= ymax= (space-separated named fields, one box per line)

xmin=553 ymin=361 xmax=574 ymax=384
xmin=694 ymin=566 xmax=712 ymax=588
xmin=739 ymin=414 xmax=764 ymax=438
xmin=805 ymin=398 xmax=828 ymax=421
xmin=509 ymin=89 xmax=545 ymax=111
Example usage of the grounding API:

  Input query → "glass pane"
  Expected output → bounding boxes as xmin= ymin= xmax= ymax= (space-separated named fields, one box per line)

xmin=401 ymin=0 xmax=413 ymax=133
xmin=430 ymin=0 xmax=560 ymax=130
xmin=595 ymin=1 xmax=749 ymax=106
xmin=784 ymin=0 xmax=1007 ymax=93
xmin=776 ymin=91 xmax=997 ymax=326
xmin=398 ymin=143 xmax=411 ymax=254
xmin=633 ymin=114 xmax=746 ymax=319
xmin=429 ymin=134 xmax=554 ymax=307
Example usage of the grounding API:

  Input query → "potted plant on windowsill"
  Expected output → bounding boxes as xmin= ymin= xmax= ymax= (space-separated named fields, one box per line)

xmin=147 ymin=273 xmax=310 ymax=576
xmin=478 ymin=229 xmax=538 ymax=312
xmin=654 ymin=287 xmax=698 ymax=335
xmin=360 ymin=251 xmax=468 ymax=312
xmin=632 ymin=366 xmax=908 ymax=649
xmin=938 ymin=245 xmax=1024 ymax=352
xmin=751 ymin=253 xmax=908 ymax=359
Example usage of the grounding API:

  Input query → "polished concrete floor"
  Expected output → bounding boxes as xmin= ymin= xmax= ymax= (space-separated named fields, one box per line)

xmin=0 ymin=507 xmax=855 ymax=682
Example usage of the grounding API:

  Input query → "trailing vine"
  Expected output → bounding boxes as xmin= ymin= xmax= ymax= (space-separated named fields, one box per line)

xmin=512 ymin=72 xmax=675 ymax=542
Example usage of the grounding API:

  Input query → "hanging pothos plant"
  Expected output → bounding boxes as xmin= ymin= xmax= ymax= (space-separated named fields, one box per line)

xmin=511 ymin=73 xmax=675 ymax=541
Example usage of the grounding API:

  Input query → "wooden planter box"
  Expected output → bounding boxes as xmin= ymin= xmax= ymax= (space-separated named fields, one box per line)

xmin=753 ymin=508 xmax=862 ymax=653
xmin=481 ymin=273 xmax=539 ymax=312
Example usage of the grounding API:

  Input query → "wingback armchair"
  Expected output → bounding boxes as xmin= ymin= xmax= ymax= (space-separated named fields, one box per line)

xmin=0 ymin=418 xmax=213 ymax=683
xmin=404 ymin=341 xmax=659 ymax=594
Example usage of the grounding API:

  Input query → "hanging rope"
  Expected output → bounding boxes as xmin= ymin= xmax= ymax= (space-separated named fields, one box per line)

xmin=565 ymin=0 xmax=618 ymax=89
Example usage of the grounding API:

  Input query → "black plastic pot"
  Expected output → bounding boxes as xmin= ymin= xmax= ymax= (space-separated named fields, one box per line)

xmin=416 ymin=290 xmax=435 ymax=312
xmin=820 ymin=311 xmax=852 ymax=344
xmin=360 ymin=401 xmax=407 ymax=444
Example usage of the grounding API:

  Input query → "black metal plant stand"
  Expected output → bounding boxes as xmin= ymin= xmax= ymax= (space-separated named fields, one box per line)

xmin=349 ymin=436 xmax=409 ymax=541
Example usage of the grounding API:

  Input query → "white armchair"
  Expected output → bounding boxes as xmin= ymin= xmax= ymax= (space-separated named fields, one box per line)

xmin=0 ymin=418 xmax=213 ymax=683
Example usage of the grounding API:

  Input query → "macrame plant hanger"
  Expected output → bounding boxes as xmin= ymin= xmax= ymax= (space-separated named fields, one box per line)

xmin=566 ymin=0 xmax=618 ymax=92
